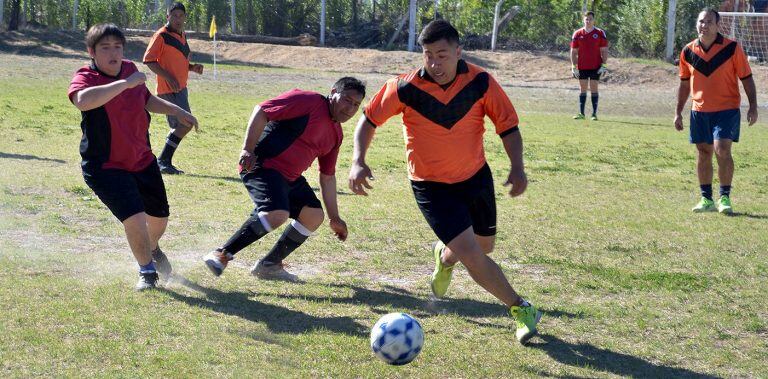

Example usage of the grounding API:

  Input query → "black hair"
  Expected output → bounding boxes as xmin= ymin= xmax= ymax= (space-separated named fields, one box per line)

xmin=332 ymin=77 xmax=366 ymax=98
xmin=168 ymin=2 xmax=186 ymax=15
xmin=85 ymin=23 xmax=126 ymax=50
xmin=701 ymin=8 xmax=720 ymax=23
xmin=417 ymin=19 xmax=460 ymax=46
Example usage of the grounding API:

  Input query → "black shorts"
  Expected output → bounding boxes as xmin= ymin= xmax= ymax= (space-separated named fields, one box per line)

xmin=83 ymin=160 xmax=170 ymax=222
xmin=242 ymin=168 xmax=322 ymax=219
xmin=411 ymin=164 xmax=497 ymax=244
xmin=577 ymin=69 xmax=601 ymax=80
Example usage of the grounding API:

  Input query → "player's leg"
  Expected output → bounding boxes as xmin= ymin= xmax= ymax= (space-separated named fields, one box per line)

xmin=158 ymin=88 xmax=192 ymax=174
xmin=83 ymin=168 xmax=159 ymax=290
xmin=252 ymin=176 xmax=322 ymax=281
xmin=574 ymin=78 xmax=589 ymax=119
xmin=713 ymin=109 xmax=740 ymax=213
xmin=203 ymin=168 xmax=289 ymax=276
xmin=690 ymin=111 xmax=716 ymax=212
xmin=135 ymin=160 xmax=173 ymax=276
xmin=589 ymin=77 xmax=599 ymax=120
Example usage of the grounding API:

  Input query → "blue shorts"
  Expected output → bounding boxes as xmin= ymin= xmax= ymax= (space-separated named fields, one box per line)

xmin=690 ymin=109 xmax=740 ymax=144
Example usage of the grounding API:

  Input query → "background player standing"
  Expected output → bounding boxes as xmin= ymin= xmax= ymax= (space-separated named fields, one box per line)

xmin=570 ymin=11 xmax=609 ymax=121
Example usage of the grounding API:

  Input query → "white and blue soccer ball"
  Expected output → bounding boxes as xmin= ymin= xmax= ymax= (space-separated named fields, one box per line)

xmin=370 ymin=312 xmax=424 ymax=365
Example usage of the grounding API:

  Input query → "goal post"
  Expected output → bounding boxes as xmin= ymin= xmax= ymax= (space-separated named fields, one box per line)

xmin=719 ymin=12 xmax=768 ymax=61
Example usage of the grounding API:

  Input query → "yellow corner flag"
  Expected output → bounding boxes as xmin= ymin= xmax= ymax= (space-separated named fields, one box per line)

xmin=209 ymin=16 xmax=217 ymax=38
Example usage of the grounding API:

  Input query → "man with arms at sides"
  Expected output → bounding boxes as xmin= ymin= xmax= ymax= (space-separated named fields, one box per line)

xmin=348 ymin=20 xmax=541 ymax=345
xmin=68 ymin=24 xmax=198 ymax=290
xmin=203 ymin=78 xmax=365 ymax=281
xmin=675 ymin=8 xmax=758 ymax=214
xmin=143 ymin=2 xmax=204 ymax=175
xmin=570 ymin=11 xmax=609 ymax=121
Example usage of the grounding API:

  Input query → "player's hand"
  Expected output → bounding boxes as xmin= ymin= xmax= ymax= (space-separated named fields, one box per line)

xmin=747 ymin=106 xmax=758 ymax=126
xmin=175 ymin=109 xmax=198 ymax=132
xmin=166 ymin=76 xmax=181 ymax=93
xmin=191 ymin=64 xmax=204 ymax=75
xmin=239 ymin=149 xmax=258 ymax=173
xmin=329 ymin=217 xmax=348 ymax=241
xmin=503 ymin=167 xmax=528 ymax=197
xmin=674 ymin=113 xmax=684 ymax=131
xmin=125 ymin=72 xmax=147 ymax=88
xmin=571 ymin=65 xmax=579 ymax=79
xmin=348 ymin=160 xmax=374 ymax=196
xmin=597 ymin=64 xmax=607 ymax=75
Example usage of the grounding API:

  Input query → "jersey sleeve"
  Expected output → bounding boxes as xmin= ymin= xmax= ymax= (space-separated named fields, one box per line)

xmin=67 ymin=68 xmax=97 ymax=103
xmin=259 ymin=90 xmax=316 ymax=121
xmin=733 ymin=43 xmax=753 ymax=79
xmin=317 ymin=143 xmax=340 ymax=176
xmin=570 ymin=30 xmax=580 ymax=48
xmin=599 ymin=30 xmax=609 ymax=47
xmin=679 ymin=49 xmax=691 ymax=80
xmin=363 ymin=78 xmax=405 ymax=127
xmin=143 ymin=32 xmax=164 ymax=63
xmin=484 ymin=75 xmax=519 ymax=135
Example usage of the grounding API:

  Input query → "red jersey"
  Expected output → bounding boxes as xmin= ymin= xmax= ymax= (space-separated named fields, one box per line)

xmin=254 ymin=89 xmax=343 ymax=182
xmin=67 ymin=60 xmax=154 ymax=173
xmin=571 ymin=27 xmax=608 ymax=70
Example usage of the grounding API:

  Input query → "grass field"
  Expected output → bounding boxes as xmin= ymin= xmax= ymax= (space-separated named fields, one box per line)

xmin=1 ymin=50 xmax=767 ymax=378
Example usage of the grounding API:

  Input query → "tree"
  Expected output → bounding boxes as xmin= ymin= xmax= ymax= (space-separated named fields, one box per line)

xmin=8 ymin=0 xmax=20 ymax=30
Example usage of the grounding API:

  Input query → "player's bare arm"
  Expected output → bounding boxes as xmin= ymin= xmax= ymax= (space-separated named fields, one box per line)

xmin=145 ymin=61 xmax=180 ymax=92
xmin=349 ymin=116 xmax=377 ymax=196
xmin=73 ymin=71 xmax=146 ymax=111
xmin=240 ymin=105 xmax=269 ymax=172
xmin=145 ymin=95 xmax=198 ymax=130
xmin=319 ymin=173 xmax=348 ymax=241
xmin=742 ymin=76 xmax=758 ymax=125
xmin=189 ymin=63 xmax=204 ymax=74
xmin=501 ymin=129 xmax=528 ymax=197
xmin=675 ymin=79 xmax=691 ymax=131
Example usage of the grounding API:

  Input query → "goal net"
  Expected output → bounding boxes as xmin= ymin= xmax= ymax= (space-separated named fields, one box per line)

xmin=719 ymin=12 xmax=768 ymax=61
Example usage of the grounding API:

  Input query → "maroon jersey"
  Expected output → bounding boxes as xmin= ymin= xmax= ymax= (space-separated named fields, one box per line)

xmin=68 ymin=60 xmax=154 ymax=172
xmin=571 ymin=27 xmax=608 ymax=70
xmin=253 ymin=89 xmax=343 ymax=182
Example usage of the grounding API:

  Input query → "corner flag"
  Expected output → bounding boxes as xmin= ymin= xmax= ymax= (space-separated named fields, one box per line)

xmin=209 ymin=16 xmax=217 ymax=38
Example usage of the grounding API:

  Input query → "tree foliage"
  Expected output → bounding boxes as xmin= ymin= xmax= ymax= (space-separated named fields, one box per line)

xmin=0 ymin=0 xmax=732 ymax=58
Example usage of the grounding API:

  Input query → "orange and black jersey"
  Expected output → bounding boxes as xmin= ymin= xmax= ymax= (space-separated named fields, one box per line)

xmin=143 ymin=25 xmax=191 ymax=95
xmin=679 ymin=34 xmax=752 ymax=112
xmin=364 ymin=60 xmax=519 ymax=184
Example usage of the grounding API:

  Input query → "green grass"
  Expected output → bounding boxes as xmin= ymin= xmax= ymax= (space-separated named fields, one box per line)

xmin=1 ymin=52 xmax=767 ymax=378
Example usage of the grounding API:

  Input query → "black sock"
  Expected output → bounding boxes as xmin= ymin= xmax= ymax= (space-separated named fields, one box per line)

xmin=159 ymin=132 xmax=182 ymax=163
xmin=262 ymin=222 xmax=309 ymax=265
xmin=700 ymin=184 xmax=713 ymax=200
xmin=579 ymin=93 xmax=586 ymax=115
xmin=591 ymin=93 xmax=599 ymax=115
xmin=720 ymin=185 xmax=731 ymax=197
xmin=222 ymin=215 xmax=270 ymax=254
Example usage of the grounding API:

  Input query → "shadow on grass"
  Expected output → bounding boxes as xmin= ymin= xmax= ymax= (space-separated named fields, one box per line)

xmin=184 ymin=173 xmax=242 ymax=183
xmin=530 ymin=334 xmax=719 ymax=378
xmin=162 ymin=275 xmax=367 ymax=337
xmin=607 ymin=119 xmax=667 ymax=127
xmin=726 ymin=212 xmax=768 ymax=220
xmin=0 ymin=151 xmax=66 ymax=163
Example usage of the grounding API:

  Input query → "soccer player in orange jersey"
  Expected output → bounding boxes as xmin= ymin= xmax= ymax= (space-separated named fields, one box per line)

xmin=143 ymin=2 xmax=204 ymax=174
xmin=570 ymin=11 xmax=609 ymax=121
xmin=348 ymin=20 xmax=541 ymax=344
xmin=675 ymin=8 xmax=758 ymax=214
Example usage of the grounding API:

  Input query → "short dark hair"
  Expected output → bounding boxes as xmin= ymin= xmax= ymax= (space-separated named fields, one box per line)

xmin=332 ymin=77 xmax=366 ymax=98
xmin=701 ymin=8 xmax=720 ymax=23
xmin=168 ymin=2 xmax=186 ymax=15
xmin=85 ymin=23 xmax=126 ymax=50
xmin=417 ymin=19 xmax=460 ymax=46
xmin=584 ymin=11 xmax=595 ymax=18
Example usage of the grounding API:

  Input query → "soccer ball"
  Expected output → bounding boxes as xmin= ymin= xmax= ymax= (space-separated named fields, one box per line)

xmin=370 ymin=312 xmax=424 ymax=365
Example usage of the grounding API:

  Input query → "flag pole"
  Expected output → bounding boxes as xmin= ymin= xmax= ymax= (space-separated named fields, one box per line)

xmin=213 ymin=33 xmax=217 ymax=80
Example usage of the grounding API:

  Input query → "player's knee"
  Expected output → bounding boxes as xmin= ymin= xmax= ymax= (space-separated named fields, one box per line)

xmin=262 ymin=210 xmax=289 ymax=229
xmin=299 ymin=207 xmax=325 ymax=230
xmin=714 ymin=146 xmax=732 ymax=158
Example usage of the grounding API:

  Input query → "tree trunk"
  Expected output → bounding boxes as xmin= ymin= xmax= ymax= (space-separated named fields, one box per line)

xmin=352 ymin=0 xmax=358 ymax=28
xmin=8 ymin=0 xmax=21 ymax=30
